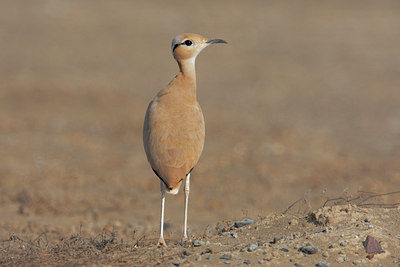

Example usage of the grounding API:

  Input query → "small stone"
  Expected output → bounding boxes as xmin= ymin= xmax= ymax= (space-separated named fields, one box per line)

xmin=289 ymin=258 xmax=294 ymax=262
xmin=220 ymin=254 xmax=232 ymax=260
xmin=316 ymin=259 xmax=330 ymax=267
xmin=182 ymin=250 xmax=191 ymax=256
xmin=234 ymin=219 xmax=255 ymax=228
xmin=193 ymin=240 xmax=205 ymax=247
xmin=240 ymin=248 xmax=245 ymax=252
xmin=336 ymin=257 xmax=344 ymax=263
xmin=294 ymin=263 xmax=302 ymax=267
xmin=221 ymin=232 xmax=231 ymax=236
xmin=206 ymin=255 xmax=212 ymax=260
xmin=172 ymin=258 xmax=187 ymax=266
xmin=248 ymin=243 xmax=258 ymax=252
xmin=272 ymin=235 xmax=283 ymax=244
xmin=231 ymin=232 xmax=238 ymax=238
xmin=339 ymin=241 xmax=346 ymax=247
xmin=363 ymin=235 xmax=383 ymax=255
xmin=322 ymin=252 xmax=329 ymax=258
xmin=263 ymin=250 xmax=267 ymax=255
xmin=280 ymin=248 xmax=289 ymax=252
xmin=224 ymin=261 xmax=231 ymax=264
xmin=258 ymin=259 xmax=264 ymax=264
xmin=298 ymin=243 xmax=318 ymax=255
xmin=368 ymin=224 xmax=375 ymax=229
xmin=364 ymin=218 xmax=371 ymax=222
xmin=243 ymin=260 xmax=250 ymax=265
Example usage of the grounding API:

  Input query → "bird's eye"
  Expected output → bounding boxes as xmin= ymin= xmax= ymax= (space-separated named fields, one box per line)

xmin=184 ymin=40 xmax=193 ymax=46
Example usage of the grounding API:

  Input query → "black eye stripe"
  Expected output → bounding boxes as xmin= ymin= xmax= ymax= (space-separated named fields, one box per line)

xmin=172 ymin=40 xmax=193 ymax=52
xmin=172 ymin=43 xmax=180 ymax=52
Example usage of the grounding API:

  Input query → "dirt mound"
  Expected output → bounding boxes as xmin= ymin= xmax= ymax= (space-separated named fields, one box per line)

xmin=2 ymin=204 xmax=399 ymax=266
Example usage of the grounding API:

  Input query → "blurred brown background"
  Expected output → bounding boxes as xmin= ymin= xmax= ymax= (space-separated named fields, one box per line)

xmin=0 ymin=1 xmax=399 ymax=236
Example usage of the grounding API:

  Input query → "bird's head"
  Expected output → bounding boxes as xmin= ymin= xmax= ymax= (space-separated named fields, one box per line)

xmin=171 ymin=33 xmax=227 ymax=62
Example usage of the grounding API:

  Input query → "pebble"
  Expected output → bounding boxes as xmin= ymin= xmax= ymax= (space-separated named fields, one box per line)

xmin=240 ymin=248 xmax=245 ymax=252
xmin=280 ymin=248 xmax=289 ymax=252
xmin=294 ymin=263 xmax=302 ymax=267
xmin=201 ymin=249 xmax=211 ymax=255
xmin=289 ymin=258 xmax=294 ymax=262
xmin=316 ymin=259 xmax=330 ymax=267
xmin=172 ymin=258 xmax=186 ymax=266
xmin=234 ymin=219 xmax=255 ymax=228
xmin=339 ymin=241 xmax=346 ymax=247
xmin=206 ymin=255 xmax=212 ymax=260
xmin=336 ymin=257 xmax=344 ymax=263
xmin=243 ymin=259 xmax=250 ymax=265
xmin=224 ymin=261 xmax=230 ymax=264
xmin=248 ymin=244 xmax=258 ymax=252
xmin=220 ymin=254 xmax=232 ymax=260
xmin=298 ymin=243 xmax=318 ymax=255
xmin=364 ymin=218 xmax=371 ymax=222
xmin=272 ymin=235 xmax=283 ymax=244
xmin=368 ymin=224 xmax=375 ymax=229
xmin=258 ymin=259 xmax=264 ymax=264
xmin=322 ymin=251 xmax=329 ymax=258
xmin=192 ymin=240 xmax=205 ymax=247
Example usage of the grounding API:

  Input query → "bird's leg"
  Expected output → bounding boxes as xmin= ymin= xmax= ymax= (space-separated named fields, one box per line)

xmin=183 ymin=173 xmax=191 ymax=241
xmin=157 ymin=182 xmax=167 ymax=247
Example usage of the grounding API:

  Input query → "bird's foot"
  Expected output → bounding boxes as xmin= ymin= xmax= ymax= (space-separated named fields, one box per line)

xmin=179 ymin=235 xmax=191 ymax=246
xmin=157 ymin=237 xmax=167 ymax=248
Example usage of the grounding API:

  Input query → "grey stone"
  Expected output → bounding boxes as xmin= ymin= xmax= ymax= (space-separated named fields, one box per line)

xmin=316 ymin=259 xmax=330 ymax=267
xmin=299 ymin=243 xmax=318 ymax=254
xmin=248 ymin=243 xmax=258 ymax=252
xmin=192 ymin=240 xmax=205 ymax=247
xmin=220 ymin=254 xmax=232 ymax=260
xmin=234 ymin=218 xmax=255 ymax=228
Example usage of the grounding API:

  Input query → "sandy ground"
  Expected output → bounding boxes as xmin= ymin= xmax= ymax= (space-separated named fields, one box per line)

xmin=0 ymin=1 xmax=400 ymax=265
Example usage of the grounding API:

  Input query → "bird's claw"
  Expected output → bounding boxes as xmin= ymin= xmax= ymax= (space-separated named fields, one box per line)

xmin=157 ymin=237 xmax=167 ymax=248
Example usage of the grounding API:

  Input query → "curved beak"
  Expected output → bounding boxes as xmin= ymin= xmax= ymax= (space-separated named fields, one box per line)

xmin=206 ymin=38 xmax=228 ymax=45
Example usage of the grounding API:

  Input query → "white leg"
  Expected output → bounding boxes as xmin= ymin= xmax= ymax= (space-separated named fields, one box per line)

xmin=157 ymin=182 xmax=167 ymax=247
xmin=183 ymin=173 xmax=190 ymax=240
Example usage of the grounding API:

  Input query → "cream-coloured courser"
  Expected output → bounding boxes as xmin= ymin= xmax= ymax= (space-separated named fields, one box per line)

xmin=143 ymin=33 xmax=227 ymax=247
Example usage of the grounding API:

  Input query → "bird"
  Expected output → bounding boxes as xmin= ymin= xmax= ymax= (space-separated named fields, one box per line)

xmin=143 ymin=33 xmax=227 ymax=247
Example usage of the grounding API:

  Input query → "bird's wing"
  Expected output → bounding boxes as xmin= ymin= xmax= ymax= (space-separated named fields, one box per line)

xmin=143 ymin=99 xmax=205 ymax=188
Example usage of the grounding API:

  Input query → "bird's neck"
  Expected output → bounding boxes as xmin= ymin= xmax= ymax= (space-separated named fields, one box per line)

xmin=178 ymin=58 xmax=197 ymax=86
